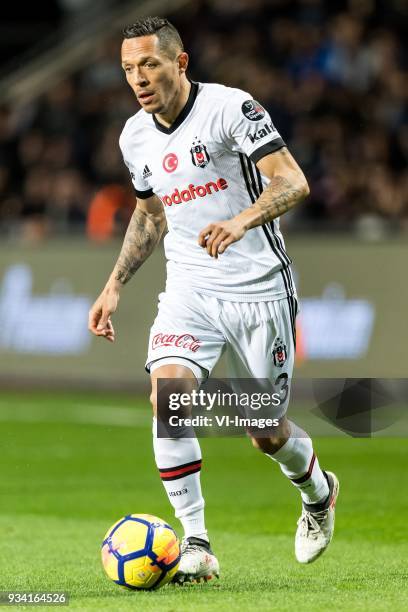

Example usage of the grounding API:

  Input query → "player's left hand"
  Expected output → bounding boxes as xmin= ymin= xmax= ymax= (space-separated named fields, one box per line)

xmin=198 ymin=218 xmax=247 ymax=258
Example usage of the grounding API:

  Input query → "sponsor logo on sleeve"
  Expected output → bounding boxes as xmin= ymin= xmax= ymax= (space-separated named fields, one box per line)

xmin=241 ymin=99 xmax=266 ymax=121
xmin=248 ymin=121 xmax=277 ymax=144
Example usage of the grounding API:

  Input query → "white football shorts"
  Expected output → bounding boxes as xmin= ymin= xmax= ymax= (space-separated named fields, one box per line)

xmin=146 ymin=290 xmax=298 ymax=395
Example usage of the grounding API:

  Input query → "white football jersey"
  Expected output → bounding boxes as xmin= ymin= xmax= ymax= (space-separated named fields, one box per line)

xmin=119 ymin=81 xmax=296 ymax=302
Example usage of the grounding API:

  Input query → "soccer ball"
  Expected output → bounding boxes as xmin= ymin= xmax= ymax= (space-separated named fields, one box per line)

xmin=101 ymin=513 xmax=180 ymax=590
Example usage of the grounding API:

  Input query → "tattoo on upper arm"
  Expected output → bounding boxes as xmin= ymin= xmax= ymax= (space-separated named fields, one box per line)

xmin=256 ymin=175 xmax=304 ymax=223
xmin=114 ymin=207 xmax=165 ymax=285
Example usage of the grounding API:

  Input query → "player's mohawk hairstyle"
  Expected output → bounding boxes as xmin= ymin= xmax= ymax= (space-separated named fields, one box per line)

xmin=123 ymin=16 xmax=184 ymax=59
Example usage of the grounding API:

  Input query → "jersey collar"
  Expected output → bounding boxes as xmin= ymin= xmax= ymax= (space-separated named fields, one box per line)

xmin=152 ymin=81 xmax=199 ymax=134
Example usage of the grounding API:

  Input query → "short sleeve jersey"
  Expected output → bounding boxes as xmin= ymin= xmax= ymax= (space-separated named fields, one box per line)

xmin=119 ymin=81 xmax=296 ymax=301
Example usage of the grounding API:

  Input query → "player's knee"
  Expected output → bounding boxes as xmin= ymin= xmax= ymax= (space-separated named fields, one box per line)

xmin=251 ymin=435 xmax=287 ymax=454
xmin=153 ymin=379 xmax=193 ymax=420
xmin=150 ymin=364 xmax=197 ymax=418
xmin=150 ymin=381 xmax=180 ymax=418
xmin=251 ymin=436 xmax=283 ymax=453
xmin=250 ymin=418 xmax=291 ymax=454
xmin=149 ymin=389 xmax=158 ymax=417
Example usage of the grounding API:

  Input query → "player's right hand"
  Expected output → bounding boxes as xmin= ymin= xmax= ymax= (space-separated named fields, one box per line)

xmin=88 ymin=289 xmax=119 ymax=343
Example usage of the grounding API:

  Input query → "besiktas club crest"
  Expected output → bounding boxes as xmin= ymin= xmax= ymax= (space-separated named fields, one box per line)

xmin=190 ymin=139 xmax=210 ymax=168
xmin=272 ymin=337 xmax=287 ymax=367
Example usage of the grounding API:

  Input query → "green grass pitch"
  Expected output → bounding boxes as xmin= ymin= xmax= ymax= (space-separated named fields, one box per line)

xmin=0 ymin=391 xmax=407 ymax=611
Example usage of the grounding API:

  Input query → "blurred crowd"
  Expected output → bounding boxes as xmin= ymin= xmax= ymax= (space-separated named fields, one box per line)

xmin=0 ymin=0 xmax=407 ymax=242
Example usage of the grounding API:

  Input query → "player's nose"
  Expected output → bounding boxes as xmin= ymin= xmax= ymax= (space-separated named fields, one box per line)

xmin=133 ymin=69 xmax=149 ymax=86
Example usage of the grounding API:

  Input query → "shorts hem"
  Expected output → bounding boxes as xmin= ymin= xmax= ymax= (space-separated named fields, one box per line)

xmin=145 ymin=356 xmax=209 ymax=379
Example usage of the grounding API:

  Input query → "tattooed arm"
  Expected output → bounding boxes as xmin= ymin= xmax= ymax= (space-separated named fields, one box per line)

xmin=199 ymin=147 xmax=309 ymax=258
xmin=88 ymin=195 xmax=166 ymax=341
xmin=113 ymin=199 xmax=166 ymax=285
xmin=252 ymin=148 xmax=309 ymax=224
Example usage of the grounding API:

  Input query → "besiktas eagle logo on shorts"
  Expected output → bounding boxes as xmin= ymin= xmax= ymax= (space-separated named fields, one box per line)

xmin=272 ymin=337 xmax=287 ymax=367
xmin=242 ymin=99 xmax=266 ymax=122
xmin=190 ymin=139 xmax=210 ymax=168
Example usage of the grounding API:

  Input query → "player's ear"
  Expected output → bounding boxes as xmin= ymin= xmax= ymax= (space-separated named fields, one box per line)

xmin=177 ymin=52 xmax=189 ymax=74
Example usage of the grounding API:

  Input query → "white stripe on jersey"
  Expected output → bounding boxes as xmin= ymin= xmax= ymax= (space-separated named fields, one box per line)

xmin=119 ymin=81 xmax=296 ymax=301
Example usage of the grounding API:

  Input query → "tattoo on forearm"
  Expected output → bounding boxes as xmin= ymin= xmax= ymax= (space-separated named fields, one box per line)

xmin=256 ymin=175 xmax=305 ymax=223
xmin=114 ymin=208 xmax=165 ymax=285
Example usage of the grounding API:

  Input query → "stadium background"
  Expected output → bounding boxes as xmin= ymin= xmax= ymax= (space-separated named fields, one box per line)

xmin=0 ymin=1 xmax=407 ymax=610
